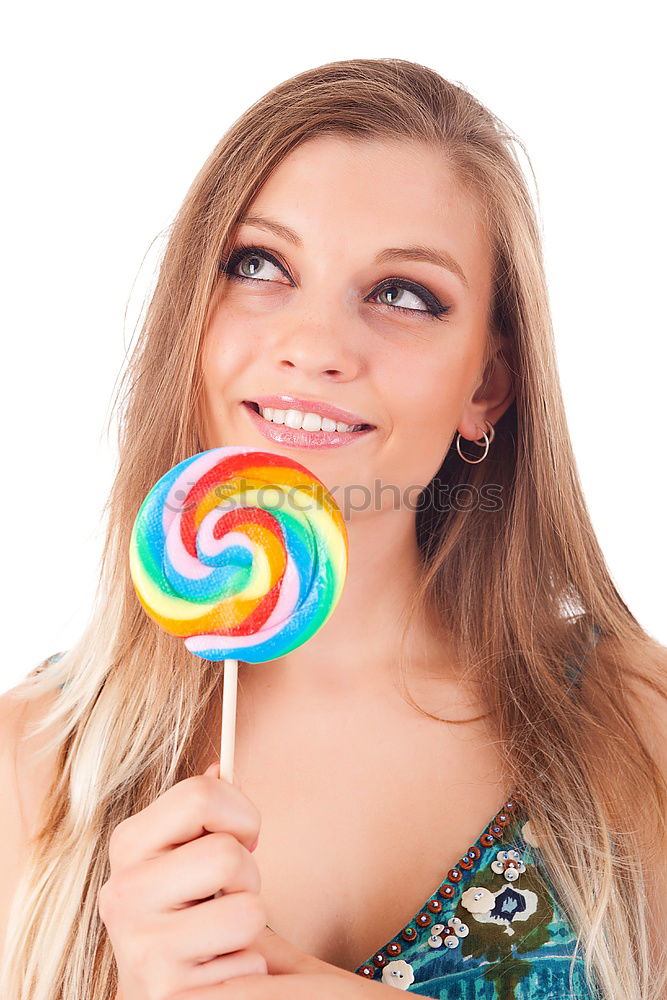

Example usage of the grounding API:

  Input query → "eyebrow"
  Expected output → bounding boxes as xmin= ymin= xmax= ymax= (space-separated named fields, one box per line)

xmin=237 ymin=214 xmax=469 ymax=289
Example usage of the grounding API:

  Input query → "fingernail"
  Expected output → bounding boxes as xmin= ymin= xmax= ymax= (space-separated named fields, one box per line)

xmin=249 ymin=837 xmax=259 ymax=852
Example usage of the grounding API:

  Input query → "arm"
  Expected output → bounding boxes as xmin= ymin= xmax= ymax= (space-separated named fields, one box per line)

xmin=623 ymin=643 xmax=667 ymax=986
xmin=0 ymin=687 xmax=60 ymax=969
xmin=0 ymin=689 xmax=34 ymax=962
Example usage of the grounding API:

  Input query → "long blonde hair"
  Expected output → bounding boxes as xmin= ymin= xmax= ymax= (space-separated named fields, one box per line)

xmin=3 ymin=57 xmax=666 ymax=1000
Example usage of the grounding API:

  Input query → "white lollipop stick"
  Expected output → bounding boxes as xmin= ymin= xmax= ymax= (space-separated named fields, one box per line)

xmin=212 ymin=657 xmax=239 ymax=901
xmin=219 ymin=657 xmax=238 ymax=784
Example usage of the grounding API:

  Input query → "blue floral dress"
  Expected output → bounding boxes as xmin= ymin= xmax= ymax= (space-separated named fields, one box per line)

xmin=41 ymin=628 xmax=604 ymax=999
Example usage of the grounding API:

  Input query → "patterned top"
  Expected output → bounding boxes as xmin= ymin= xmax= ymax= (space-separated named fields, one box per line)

xmin=42 ymin=625 xmax=604 ymax=999
xmin=352 ymin=799 xmax=601 ymax=998
xmin=351 ymin=623 xmax=604 ymax=998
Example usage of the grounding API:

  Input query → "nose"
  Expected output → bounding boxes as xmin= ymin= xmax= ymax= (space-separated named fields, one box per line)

xmin=270 ymin=294 xmax=363 ymax=382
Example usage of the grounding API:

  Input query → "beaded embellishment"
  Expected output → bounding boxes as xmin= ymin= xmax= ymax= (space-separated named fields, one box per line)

xmin=355 ymin=792 xmax=525 ymax=981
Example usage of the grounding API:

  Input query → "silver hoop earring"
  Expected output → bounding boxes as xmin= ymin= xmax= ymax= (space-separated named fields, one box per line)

xmin=456 ymin=420 xmax=495 ymax=464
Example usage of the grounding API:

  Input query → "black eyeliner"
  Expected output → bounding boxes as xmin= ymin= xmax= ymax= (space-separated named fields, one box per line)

xmin=372 ymin=277 xmax=450 ymax=320
xmin=222 ymin=243 xmax=289 ymax=277
xmin=221 ymin=243 xmax=451 ymax=321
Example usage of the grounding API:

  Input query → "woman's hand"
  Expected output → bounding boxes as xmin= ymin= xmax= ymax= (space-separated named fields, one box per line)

xmin=200 ymin=924 xmax=418 ymax=998
xmin=99 ymin=760 xmax=268 ymax=1000
xmin=217 ymin=971 xmax=408 ymax=998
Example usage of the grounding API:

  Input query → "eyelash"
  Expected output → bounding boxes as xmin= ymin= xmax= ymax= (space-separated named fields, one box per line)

xmin=220 ymin=243 xmax=451 ymax=322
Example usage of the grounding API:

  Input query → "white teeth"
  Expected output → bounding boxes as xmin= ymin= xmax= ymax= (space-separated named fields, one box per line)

xmin=285 ymin=409 xmax=305 ymax=429
xmin=257 ymin=405 xmax=360 ymax=432
xmin=301 ymin=412 xmax=322 ymax=432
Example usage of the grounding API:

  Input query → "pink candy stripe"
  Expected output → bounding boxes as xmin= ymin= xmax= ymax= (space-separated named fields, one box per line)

xmin=161 ymin=448 xmax=250 ymax=536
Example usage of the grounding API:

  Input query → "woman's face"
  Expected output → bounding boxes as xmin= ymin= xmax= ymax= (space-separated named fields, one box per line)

xmin=200 ymin=135 xmax=512 ymax=517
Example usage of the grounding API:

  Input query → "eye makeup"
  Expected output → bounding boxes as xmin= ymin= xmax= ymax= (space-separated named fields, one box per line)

xmin=220 ymin=243 xmax=452 ymax=322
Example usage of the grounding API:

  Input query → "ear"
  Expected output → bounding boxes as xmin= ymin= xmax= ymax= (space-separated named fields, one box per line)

xmin=458 ymin=335 xmax=515 ymax=442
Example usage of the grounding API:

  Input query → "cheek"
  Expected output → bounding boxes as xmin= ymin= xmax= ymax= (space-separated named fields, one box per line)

xmin=397 ymin=352 xmax=466 ymax=433
xmin=201 ymin=331 xmax=226 ymax=387
xmin=400 ymin=393 xmax=455 ymax=468
xmin=201 ymin=310 xmax=253 ymax=390
xmin=385 ymin=355 xmax=468 ymax=478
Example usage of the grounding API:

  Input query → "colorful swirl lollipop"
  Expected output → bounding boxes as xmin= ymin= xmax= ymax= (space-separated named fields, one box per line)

xmin=130 ymin=446 xmax=348 ymax=662
xmin=129 ymin=446 xmax=349 ymax=782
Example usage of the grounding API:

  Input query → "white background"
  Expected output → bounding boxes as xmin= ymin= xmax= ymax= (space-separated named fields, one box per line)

xmin=1 ymin=1 xmax=665 ymax=693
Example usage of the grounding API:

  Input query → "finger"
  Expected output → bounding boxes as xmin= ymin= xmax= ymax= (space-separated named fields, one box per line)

xmin=177 ymin=948 xmax=268 ymax=992
xmin=109 ymin=773 xmax=261 ymax=870
xmin=128 ymin=832 xmax=261 ymax=910
xmin=252 ymin=925 xmax=317 ymax=976
xmin=170 ymin=978 xmax=269 ymax=1000
xmin=163 ymin=890 xmax=267 ymax=965
xmin=216 ymin=973 xmax=308 ymax=997
xmin=218 ymin=972 xmax=362 ymax=997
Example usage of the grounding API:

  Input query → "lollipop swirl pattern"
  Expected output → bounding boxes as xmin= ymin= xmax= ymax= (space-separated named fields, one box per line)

xmin=129 ymin=447 xmax=348 ymax=662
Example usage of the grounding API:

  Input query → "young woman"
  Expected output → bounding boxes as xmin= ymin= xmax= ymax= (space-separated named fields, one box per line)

xmin=1 ymin=58 xmax=666 ymax=1000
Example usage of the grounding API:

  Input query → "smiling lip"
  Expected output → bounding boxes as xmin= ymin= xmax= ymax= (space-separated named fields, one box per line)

xmin=243 ymin=394 xmax=375 ymax=429
xmin=241 ymin=401 xmax=376 ymax=450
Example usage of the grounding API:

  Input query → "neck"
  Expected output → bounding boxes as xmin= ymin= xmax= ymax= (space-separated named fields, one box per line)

xmin=196 ymin=508 xmax=473 ymax=774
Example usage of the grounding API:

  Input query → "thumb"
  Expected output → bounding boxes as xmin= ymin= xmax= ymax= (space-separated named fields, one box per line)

xmin=253 ymin=924 xmax=342 ymax=978
xmin=202 ymin=762 xmax=244 ymax=796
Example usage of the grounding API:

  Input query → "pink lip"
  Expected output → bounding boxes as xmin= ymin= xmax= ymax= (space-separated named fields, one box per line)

xmin=243 ymin=394 xmax=375 ymax=429
xmin=241 ymin=401 xmax=375 ymax=450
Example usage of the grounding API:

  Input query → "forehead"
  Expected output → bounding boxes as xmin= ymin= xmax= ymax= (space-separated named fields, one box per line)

xmin=240 ymin=135 xmax=491 ymax=288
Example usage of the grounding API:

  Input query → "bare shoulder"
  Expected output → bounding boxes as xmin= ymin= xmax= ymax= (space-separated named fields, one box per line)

xmin=597 ymin=630 xmax=667 ymax=968
xmin=0 ymin=684 xmax=62 ymax=839
xmin=0 ymin=684 xmax=63 ymax=954
xmin=610 ymin=631 xmax=667 ymax=767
